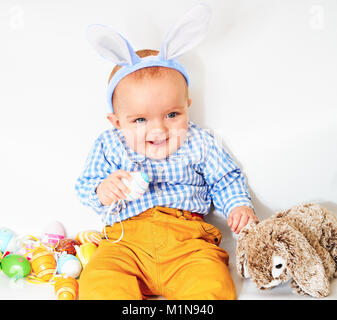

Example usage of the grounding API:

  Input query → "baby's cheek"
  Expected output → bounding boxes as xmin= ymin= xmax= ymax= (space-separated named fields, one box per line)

xmin=167 ymin=136 xmax=181 ymax=154
xmin=122 ymin=128 xmax=146 ymax=151
xmin=169 ymin=128 xmax=187 ymax=149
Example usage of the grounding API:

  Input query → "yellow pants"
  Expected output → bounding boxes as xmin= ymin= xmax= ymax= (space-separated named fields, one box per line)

xmin=79 ymin=206 xmax=236 ymax=300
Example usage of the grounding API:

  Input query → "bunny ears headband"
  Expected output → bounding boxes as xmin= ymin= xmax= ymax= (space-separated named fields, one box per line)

xmin=86 ymin=3 xmax=212 ymax=113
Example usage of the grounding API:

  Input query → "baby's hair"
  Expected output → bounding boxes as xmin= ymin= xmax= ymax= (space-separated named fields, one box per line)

xmin=108 ymin=49 xmax=164 ymax=83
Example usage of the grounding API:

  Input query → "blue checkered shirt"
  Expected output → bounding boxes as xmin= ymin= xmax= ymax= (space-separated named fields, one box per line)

xmin=75 ymin=121 xmax=254 ymax=225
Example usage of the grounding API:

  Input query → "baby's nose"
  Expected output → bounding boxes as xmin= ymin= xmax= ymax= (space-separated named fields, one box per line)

xmin=148 ymin=120 xmax=167 ymax=134
xmin=147 ymin=122 xmax=168 ymax=140
xmin=147 ymin=128 xmax=167 ymax=140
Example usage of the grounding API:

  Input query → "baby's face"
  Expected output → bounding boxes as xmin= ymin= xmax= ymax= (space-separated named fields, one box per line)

xmin=108 ymin=69 xmax=191 ymax=160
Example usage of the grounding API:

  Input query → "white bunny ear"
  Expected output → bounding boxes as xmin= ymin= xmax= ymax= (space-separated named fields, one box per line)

xmin=159 ymin=3 xmax=212 ymax=61
xmin=85 ymin=24 xmax=141 ymax=66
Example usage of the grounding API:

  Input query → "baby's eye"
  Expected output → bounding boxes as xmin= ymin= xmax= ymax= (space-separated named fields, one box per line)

xmin=134 ymin=118 xmax=146 ymax=124
xmin=166 ymin=112 xmax=177 ymax=119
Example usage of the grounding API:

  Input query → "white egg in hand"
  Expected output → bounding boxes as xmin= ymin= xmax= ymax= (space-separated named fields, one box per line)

xmin=122 ymin=172 xmax=149 ymax=201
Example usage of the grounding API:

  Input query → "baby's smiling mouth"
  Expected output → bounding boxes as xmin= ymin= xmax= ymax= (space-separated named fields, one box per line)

xmin=147 ymin=137 xmax=169 ymax=146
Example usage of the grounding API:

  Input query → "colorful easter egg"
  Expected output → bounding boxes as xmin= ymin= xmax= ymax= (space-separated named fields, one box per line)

xmin=56 ymin=254 xmax=82 ymax=278
xmin=1 ymin=254 xmax=31 ymax=280
xmin=54 ymin=276 xmax=79 ymax=300
xmin=75 ymin=243 xmax=97 ymax=268
xmin=0 ymin=228 xmax=15 ymax=253
xmin=42 ymin=221 xmax=66 ymax=246
xmin=16 ymin=235 xmax=41 ymax=261
xmin=30 ymin=247 xmax=56 ymax=281
xmin=122 ymin=171 xmax=149 ymax=201
xmin=75 ymin=231 xmax=101 ymax=246
xmin=55 ymin=238 xmax=80 ymax=256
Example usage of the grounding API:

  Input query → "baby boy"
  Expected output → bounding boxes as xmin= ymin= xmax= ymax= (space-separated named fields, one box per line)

xmin=75 ymin=7 xmax=258 ymax=300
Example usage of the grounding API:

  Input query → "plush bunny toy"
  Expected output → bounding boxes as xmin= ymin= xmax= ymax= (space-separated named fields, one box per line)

xmin=236 ymin=203 xmax=337 ymax=298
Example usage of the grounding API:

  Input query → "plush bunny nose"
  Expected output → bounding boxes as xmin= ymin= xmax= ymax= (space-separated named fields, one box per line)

xmin=272 ymin=256 xmax=286 ymax=278
xmin=261 ymin=279 xmax=282 ymax=289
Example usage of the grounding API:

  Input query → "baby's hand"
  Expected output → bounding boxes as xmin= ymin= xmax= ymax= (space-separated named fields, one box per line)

xmin=227 ymin=206 xmax=258 ymax=234
xmin=96 ymin=170 xmax=132 ymax=207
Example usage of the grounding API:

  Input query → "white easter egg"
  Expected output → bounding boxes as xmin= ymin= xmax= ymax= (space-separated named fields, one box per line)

xmin=122 ymin=172 xmax=149 ymax=201
xmin=43 ymin=221 xmax=66 ymax=236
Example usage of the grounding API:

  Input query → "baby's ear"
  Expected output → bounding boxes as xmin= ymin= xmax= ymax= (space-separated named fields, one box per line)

xmin=107 ymin=113 xmax=120 ymax=129
xmin=187 ymin=98 xmax=192 ymax=108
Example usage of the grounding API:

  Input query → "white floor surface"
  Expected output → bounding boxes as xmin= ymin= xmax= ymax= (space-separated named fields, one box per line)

xmin=1 ymin=212 xmax=336 ymax=300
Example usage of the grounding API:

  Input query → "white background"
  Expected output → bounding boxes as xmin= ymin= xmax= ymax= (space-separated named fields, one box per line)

xmin=1 ymin=0 xmax=336 ymax=240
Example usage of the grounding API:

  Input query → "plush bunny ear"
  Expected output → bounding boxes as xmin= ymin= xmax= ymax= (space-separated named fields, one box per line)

xmin=236 ymin=221 xmax=258 ymax=278
xmin=86 ymin=24 xmax=141 ymax=66
xmin=159 ymin=3 xmax=212 ymax=61
xmin=275 ymin=221 xmax=330 ymax=298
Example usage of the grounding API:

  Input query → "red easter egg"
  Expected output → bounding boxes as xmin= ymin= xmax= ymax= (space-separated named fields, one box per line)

xmin=55 ymin=238 xmax=80 ymax=256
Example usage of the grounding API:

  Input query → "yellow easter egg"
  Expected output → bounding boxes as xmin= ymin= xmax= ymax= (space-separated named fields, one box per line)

xmin=54 ymin=276 xmax=79 ymax=300
xmin=75 ymin=231 xmax=101 ymax=246
xmin=30 ymin=247 xmax=56 ymax=281
xmin=76 ymin=243 xmax=97 ymax=268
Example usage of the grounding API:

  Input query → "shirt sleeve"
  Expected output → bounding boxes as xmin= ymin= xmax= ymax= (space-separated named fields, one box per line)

xmin=201 ymin=133 xmax=254 ymax=219
xmin=74 ymin=135 xmax=119 ymax=217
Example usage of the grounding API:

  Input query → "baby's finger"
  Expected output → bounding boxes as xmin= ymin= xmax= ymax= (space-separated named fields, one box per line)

xmin=107 ymin=192 xmax=119 ymax=203
xmin=116 ymin=170 xmax=133 ymax=181
xmin=109 ymin=181 xmax=128 ymax=200
xmin=246 ymin=214 xmax=259 ymax=226
xmin=104 ymin=184 xmax=119 ymax=201
xmin=111 ymin=176 xmax=131 ymax=195
xmin=236 ymin=215 xmax=249 ymax=234
xmin=227 ymin=216 xmax=232 ymax=228
xmin=231 ymin=214 xmax=241 ymax=233
xmin=119 ymin=180 xmax=131 ymax=196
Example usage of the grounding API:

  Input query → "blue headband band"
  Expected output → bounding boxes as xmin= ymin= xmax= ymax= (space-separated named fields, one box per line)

xmin=107 ymin=56 xmax=189 ymax=113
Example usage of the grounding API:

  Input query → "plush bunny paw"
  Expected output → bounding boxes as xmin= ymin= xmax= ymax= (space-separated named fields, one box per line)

xmin=290 ymin=280 xmax=308 ymax=296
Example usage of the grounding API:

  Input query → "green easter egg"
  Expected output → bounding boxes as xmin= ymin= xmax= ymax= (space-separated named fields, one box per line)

xmin=1 ymin=254 xmax=31 ymax=279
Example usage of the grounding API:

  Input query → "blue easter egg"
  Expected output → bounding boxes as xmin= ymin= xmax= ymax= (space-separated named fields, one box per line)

xmin=57 ymin=254 xmax=82 ymax=278
xmin=0 ymin=228 xmax=14 ymax=253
